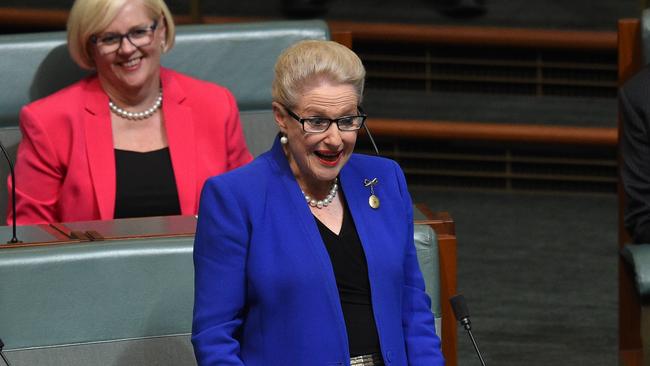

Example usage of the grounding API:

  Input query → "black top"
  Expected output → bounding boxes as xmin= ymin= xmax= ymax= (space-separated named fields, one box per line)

xmin=114 ymin=147 xmax=181 ymax=219
xmin=314 ymin=195 xmax=381 ymax=357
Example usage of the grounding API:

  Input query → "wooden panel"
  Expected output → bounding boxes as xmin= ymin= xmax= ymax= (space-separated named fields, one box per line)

xmin=328 ymin=20 xmax=616 ymax=50
xmin=366 ymin=118 xmax=618 ymax=146
xmin=437 ymin=233 xmax=458 ymax=366
xmin=621 ymin=348 xmax=644 ymax=366
xmin=331 ymin=30 xmax=353 ymax=49
xmin=0 ymin=224 xmax=73 ymax=249
xmin=618 ymin=19 xmax=644 ymax=86
xmin=617 ymin=18 xmax=640 ymax=245
xmin=189 ymin=0 xmax=201 ymax=24
xmin=617 ymin=18 xmax=644 ymax=366
xmin=0 ymin=8 xmax=267 ymax=29
xmin=620 ymin=259 xmax=643 ymax=366
xmin=0 ymin=7 xmax=617 ymax=53
xmin=50 ymin=215 xmax=197 ymax=240
xmin=415 ymin=205 xmax=455 ymax=236
xmin=414 ymin=204 xmax=458 ymax=366
xmin=0 ymin=7 xmax=68 ymax=28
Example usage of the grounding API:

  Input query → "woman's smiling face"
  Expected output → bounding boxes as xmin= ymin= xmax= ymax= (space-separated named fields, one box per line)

xmin=92 ymin=0 xmax=165 ymax=94
xmin=274 ymin=81 xmax=360 ymax=193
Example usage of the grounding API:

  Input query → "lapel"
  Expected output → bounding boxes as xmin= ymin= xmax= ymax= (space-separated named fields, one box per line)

xmin=83 ymin=77 xmax=115 ymax=220
xmin=160 ymin=69 xmax=196 ymax=214
xmin=266 ymin=138 xmax=350 ymax=357
xmin=341 ymin=158 xmax=380 ymax=244
xmin=82 ymin=69 xmax=197 ymax=219
xmin=268 ymin=138 xmax=329 ymax=265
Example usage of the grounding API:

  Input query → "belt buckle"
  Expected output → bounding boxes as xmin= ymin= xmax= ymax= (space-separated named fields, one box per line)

xmin=350 ymin=353 xmax=382 ymax=366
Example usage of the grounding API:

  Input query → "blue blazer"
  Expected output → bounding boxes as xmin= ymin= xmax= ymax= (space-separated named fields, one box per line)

xmin=192 ymin=137 xmax=444 ymax=366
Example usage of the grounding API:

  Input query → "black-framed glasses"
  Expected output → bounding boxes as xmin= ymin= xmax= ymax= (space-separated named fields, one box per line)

xmin=282 ymin=104 xmax=367 ymax=133
xmin=91 ymin=19 xmax=159 ymax=55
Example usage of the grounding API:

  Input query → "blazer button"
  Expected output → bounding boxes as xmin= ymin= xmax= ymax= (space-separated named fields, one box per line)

xmin=386 ymin=351 xmax=393 ymax=363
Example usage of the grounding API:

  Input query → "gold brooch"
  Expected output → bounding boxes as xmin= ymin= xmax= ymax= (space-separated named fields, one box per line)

xmin=364 ymin=178 xmax=380 ymax=209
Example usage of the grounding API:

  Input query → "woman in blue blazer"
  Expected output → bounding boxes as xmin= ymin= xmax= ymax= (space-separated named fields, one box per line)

xmin=192 ymin=40 xmax=444 ymax=366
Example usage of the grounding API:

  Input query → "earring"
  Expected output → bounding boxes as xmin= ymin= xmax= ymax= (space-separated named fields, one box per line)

xmin=280 ymin=135 xmax=288 ymax=145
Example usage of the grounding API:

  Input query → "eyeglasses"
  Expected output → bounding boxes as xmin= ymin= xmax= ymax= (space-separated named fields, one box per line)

xmin=282 ymin=104 xmax=367 ymax=133
xmin=91 ymin=20 xmax=159 ymax=55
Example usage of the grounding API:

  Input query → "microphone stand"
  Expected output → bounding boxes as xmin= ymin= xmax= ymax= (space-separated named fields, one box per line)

xmin=464 ymin=324 xmax=486 ymax=366
xmin=450 ymin=294 xmax=486 ymax=366
xmin=0 ymin=141 xmax=20 ymax=244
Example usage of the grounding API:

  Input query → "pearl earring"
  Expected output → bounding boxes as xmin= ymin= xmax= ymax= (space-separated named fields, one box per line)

xmin=280 ymin=135 xmax=288 ymax=145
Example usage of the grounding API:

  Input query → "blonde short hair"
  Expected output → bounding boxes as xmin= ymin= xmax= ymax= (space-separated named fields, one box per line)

xmin=272 ymin=40 xmax=366 ymax=108
xmin=67 ymin=0 xmax=175 ymax=69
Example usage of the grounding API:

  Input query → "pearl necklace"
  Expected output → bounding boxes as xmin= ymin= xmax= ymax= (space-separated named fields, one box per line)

xmin=302 ymin=178 xmax=338 ymax=209
xmin=109 ymin=90 xmax=163 ymax=120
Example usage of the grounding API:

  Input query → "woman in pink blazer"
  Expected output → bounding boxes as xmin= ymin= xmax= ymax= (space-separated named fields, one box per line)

xmin=9 ymin=0 xmax=252 ymax=225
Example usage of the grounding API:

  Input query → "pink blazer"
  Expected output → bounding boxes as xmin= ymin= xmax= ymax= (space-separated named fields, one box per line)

xmin=9 ymin=68 xmax=253 ymax=225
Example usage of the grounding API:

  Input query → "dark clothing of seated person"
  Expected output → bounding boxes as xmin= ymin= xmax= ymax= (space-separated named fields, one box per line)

xmin=620 ymin=66 xmax=650 ymax=243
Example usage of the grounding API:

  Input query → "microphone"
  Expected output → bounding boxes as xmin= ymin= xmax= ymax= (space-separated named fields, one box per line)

xmin=450 ymin=294 xmax=486 ymax=366
xmin=358 ymin=106 xmax=380 ymax=157
xmin=362 ymin=124 xmax=380 ymax=156
xmin=0 ymin=338 xmax=12 ymax=366
xmin=0 ymin=140 xmax=21 ymax=244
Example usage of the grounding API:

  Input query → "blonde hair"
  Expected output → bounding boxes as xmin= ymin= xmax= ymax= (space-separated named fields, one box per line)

xmin=67 ymin=0 xmax=176 ymax=69
xmin=272 ymin=40 xmax=366 ymax=108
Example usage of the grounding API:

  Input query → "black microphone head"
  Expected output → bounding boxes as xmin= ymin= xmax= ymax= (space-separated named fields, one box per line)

xmin=450 ymin=294 xmax=470 ymax=321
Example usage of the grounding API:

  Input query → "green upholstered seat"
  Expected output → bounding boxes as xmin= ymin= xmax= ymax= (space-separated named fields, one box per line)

xmin=0 ymin=20 xmax=328 ymax=223
xmin=1 ymin=236 xmax=197 ymax=366
xmin=0 ymin=20 xmax=446 ymax=364
xmin=414 ymin=223 xmax=443 ymax=337
xmin=0 ymin=20 xmax=329 ymax=127
xmin=621 ymin=244 xmax=650 ymax=299
xmin=1 ymin=218 xmax=443 ymax=365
